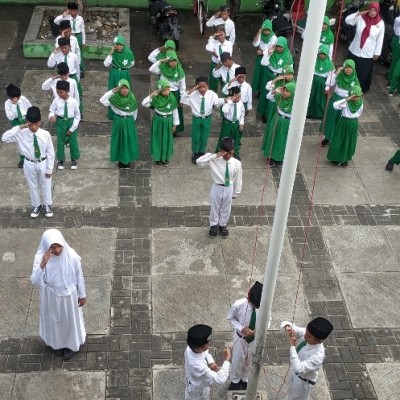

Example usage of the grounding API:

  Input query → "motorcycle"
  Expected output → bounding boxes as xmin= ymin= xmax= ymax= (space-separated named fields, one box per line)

xmin=148 ymin=0 xmax=181 ymax=50
xmin=260 ymin=0 xmax=293 ymax=37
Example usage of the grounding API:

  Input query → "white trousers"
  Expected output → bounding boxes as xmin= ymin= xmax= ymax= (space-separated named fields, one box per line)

xmin=287 ymin=369 xmax=315 ymax=400
xmin=230 ymin=334 xmax=253 ymax=383
xmin=209 ymin=184 xmax=233 ymax=227
xmin=23 ymin=159 xmax=52 ymax=207
xmin=185 ymin=382 xmax=211 ymax=400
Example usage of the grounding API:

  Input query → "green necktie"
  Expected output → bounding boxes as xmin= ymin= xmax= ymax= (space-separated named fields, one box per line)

xmin=245 ymin=308 xmax=256 ymax=344
xmin=224 ymin=162 xmax=230 ymax=187
xmin=64 ymin=54 xmax=68 ymax=63
xmin=64 ymin=101 xmax=69 ymax=120
xmin=72 ymin=19 xmax=76 ymax=31
xmin=226 ymin=70 xmax=230 ymax=83
xmin=233 ymin=102 xmax=237 ymax=122
xmin=296 ymin=340 xmax=307 ymax=353
xmin=219 ymin=45 xmax=222 ymax=55
xmin=33 ymin=134 xmax=41 ymax=159
xmin=200 ymin=96 xmax=205 ymax=115
xmin=16 ymin=104 xmax=24 ymax=124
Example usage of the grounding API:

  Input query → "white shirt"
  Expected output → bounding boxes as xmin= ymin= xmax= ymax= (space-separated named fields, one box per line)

xmin=148 ymin=48 xmax=162 ymax=63
xmin=180 ymin=90 xmax=224 ymax=117
xmin=2 ymin=126 xmax=55 ymax=174
xmin=148 ymin=61 xmax=186 ymax=96
xmin=48 ymin=51 xmax=80 ymax=79
xmin=253 ymin=33 xmax=278 ymax=52
xmin=4 ymin=96 xmax=32 ymax=122
xmin=100 ymin=90 xmax=138 ymax=119
xmin=212 ymin=62 xmax=241 ymax=84
xmin=54 ymin=14 xmax=86 ymax=43
xmin=141 ymin=95 xmax=180 ymax=126
xmin=49 ymin=96 xmax=81 ymax=132
xmin=394 ymin=16 xmax=400 ymax=37
xmin=222 ymin=81 xmax=252 ymax=110
xmin=222 ymin=100 xmax=245 ymax=125
xmin=206 ymin=16 xmax=236 ymax=44
xmin=55 ymin=35 xmax=81 ymax=63
xmin=196 ymin=153 xmax=242 ymax=194
xmin=280 ymin=321 xmax=326 ymax=383
xmin=103 ymin=54 xmax=135 ymax=69
xmin=227 ymin=297 xmax=256 ymax=335
xmin=314 ymin=70 xmax=335 ymax=91
xmin=184 ymin=347 xmax=230 ymax=388
xmin=266 ymin=90 xmax=292 ymax=118
xmin=42 ymin=77 xmax=80 ymax=104
xmin=205 ymin=37 xmax=233 ymax=63
xmin=346 ymin=12 xmax=385 ymax=57
xmin=333 ymin=98 xmax=363 ymax=118
xmin=261 ymin=53 xmax=293 ymax=74
xmin=328 ymin=73 xmax=358 ymax=97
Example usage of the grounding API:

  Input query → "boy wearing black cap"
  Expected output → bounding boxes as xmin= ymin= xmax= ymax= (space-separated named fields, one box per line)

xmin=227 ymin=281 xmax=264 ymax=390
xmin=4 ymin=83 xmax=32 ymax=168
xmin=212 ymin=52 xmax=241 ymax=90
xmin=181 ymin=76 xmax=225 ymax=164
xmin=222 ymin=67 xmax=253 ymax=115
xmin=49 ymin=80 xmax=81 ymax=170
xmin=217 ymin=86 xmax=245 ymax=160
xmin=281 ymin=317 xmax=333 ymax=399
xmin=184 ymin=324 xmax=231 ymax=399
xmin=196 ymin=137 xmax=242 ymax=238
xmin=205 ymin=26 xmax=233 ymax=92
xmin=54 ymin=1 xmax=86 ymax=76
xmin=2 ymin=106 xmax=55 ymax=218
xmin=55 ymin=20 xmax=81 ymax=69
xmin=206 ymin=5 xmax=236 ymax=45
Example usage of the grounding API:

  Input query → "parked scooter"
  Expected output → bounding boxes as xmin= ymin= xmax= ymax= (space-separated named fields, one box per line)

xmin=149 ymin=0 xmax=181 ymax=50
xmin=259 ymin=0 xmax=293 ymax=37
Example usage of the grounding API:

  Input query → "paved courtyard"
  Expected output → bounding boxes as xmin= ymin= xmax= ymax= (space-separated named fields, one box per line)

xmin=1 ymin=5 xmax=400 ymax=400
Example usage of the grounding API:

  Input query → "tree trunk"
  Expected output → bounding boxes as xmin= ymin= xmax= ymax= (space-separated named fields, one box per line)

xmin=77 ymin=0 xmax=90 ymax=22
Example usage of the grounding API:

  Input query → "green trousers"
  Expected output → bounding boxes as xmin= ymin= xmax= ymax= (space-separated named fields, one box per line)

xmin=390 ymin=150 xmax=400 ymax=164
xmin=74 ymin=32 xmax=85 ymax=72
xmin=56 ymin=117 xmax=80 ymax=161
xmin=216 ymin=119 xmax=242 ymax=157
xmin=191 ymin=115 xmax=212 ymax=153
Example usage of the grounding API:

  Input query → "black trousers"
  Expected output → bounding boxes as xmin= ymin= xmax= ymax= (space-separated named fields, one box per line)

xmin=348 ymin=51 xmax=374 ymax=92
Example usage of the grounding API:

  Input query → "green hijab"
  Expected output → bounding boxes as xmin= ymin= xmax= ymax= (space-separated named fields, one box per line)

xmin=336 ymin=59 xmax=360 ymax=91
xmin=112 ymin=35 xmax=135 ymax=69
xmin=320 ymin=16 xmax=334 ymax=46
xmin=261 ymin=19 xmax=275 ymax=44
xmin=276 ymin=81 xmax=296 ymax=114
xmin=150 ymin=79 xmax=178 ymax=112
xmin=348 ymin=84 xmax=363 ymax=113
xmin=275 ymin=66 xmax=295 ymax=88
xmin=155 ymin=40 xmax=177 ymax=61
xmin=269 ymin=36 xmax=294 ymax=71
xmin=315 ymin=44 xmax=335 ymax=74
xmin=159 ymin=50 xmax=185 ymax=81
xmin=109 ymin=79 xmax=138 ymax=112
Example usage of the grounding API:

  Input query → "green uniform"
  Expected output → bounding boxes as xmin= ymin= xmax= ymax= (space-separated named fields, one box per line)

xmin=327 ymin=117 xmax=358 ymax=163
xmin=110 ymin=115 xmax=139 ymax=164
xmin=56 ymin=117 xmax=80 ymax=161
xmin=308 ymin=75 xmax=328 ymax=119
xmin=74 ymin=32 xmax=85 ymax=72
xmin=150 ymin=113 xmax=174 ymax=162
xmin=216 ymin=119 xmax=242 ymax=157
xmin=209 ymin=61 xmax=221 ymax=92
xmin=262 ymin=114 xmax=291 ymax=161
xmin=389 ymin=150 xmax=400 ymax=164
xmin=171 ymin=91 xmax=184 ymax=133
xmin=388 ymin=35 xmax=400 ymax=82
xmin=191 ymin=115 xmax=212 ymax=154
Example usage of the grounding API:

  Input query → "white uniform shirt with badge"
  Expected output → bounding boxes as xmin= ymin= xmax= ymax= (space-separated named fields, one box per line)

xmin=253 ymin=33 xmax=278 ymax=52
xmin=222 ymin=100 xmax=245 ymax=125
xmin=206 ymin=16 xmax=236 ymax=44
xmin=47 ymin=51 xmax=80 ymax=79
xmin=222 ymin=81 xmax=253 ymax=111
xmin=333 ymin=98 xmax=363 ymax=119
xmin=142 ymin=95 xmax=180 ymax=126
xmin=345 ymin=12 xmax=385 ymax=57
xmin=328 ymin=74 xmax=356 ymax=98
xmin=180 ymin=90 xmax=224 ymax=117
xmin=212 ymin=62 xmax=241 ymax=84
xmin=100 ymin=90 xmax=138 ymax=120
xmin=54 ymin=14 xmax=86 ymax=43
xmin=42 ymin=77 xmax=80 ymax=104
xmin=261 ymin=52 xmax=293 ymax=74
xmin=2 ymin=126 xmax=55 ymax=174
xmin=4 ymin=96 xmax=32 ymax=122
xmin=280 ymin=321 xmax=326 ymax=383
xmin=196 ymin=153 xmax=242 ymax=195
xmin=55 ymin=35 xmax=81 ymax=63
xmin=48 ymin=96 xmax=81 ymax=132
xmin=148 ymin=61 xmax=186 ymax=96
xmin=206 ymin=38 xmax=233 ymax=63
xmin=103 ymin=54 xmax=135 ymax=69
xmin=184 ymin=346 xmax=230 ymax=388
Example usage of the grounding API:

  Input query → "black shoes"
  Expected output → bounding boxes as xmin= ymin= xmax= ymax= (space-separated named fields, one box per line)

xmin=268 ymin=158 xmax=276 ymax=168
xmin=30 ymin=205 xmax=42 ymax=218
xmin=386 ymin=161 xmax=394 ymax=172
xmin=320 ymin=138 xmax=329 ymax=147
xmin=219 ymin=226 xmax=229 ymax=238
xmin=63 ymin=348 xmax=75 ymax=361
xmin=18 ymin=160 xmax=24 ymax=168
xmin=261 ymin=115 xmax=267 ymax=123
xmin=192 ymin=153 xmax=204 ymax=164
xmin=209 ymin=225 xmax=218 ymax=239
xmin=118 ymin=162 xmax=131 ymax=169
xmin=228 ymin=382 xmax=243 ymax=390
xmin=53 ymin=348 xmax=64 ymax=357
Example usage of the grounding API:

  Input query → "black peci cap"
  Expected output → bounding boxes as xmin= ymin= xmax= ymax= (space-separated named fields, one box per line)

xmin=67 ymin=2 xmax=79 ymax=10
xmin=6 ymin=83 xmax=21 ymax=98
xmin=58 ymin=37 xmax=70 ymax=47
xmin=248 ymin=281 xmax=263 ymax=308
xmin=56 ymin=80 xmax=70 ymax=91
xmin=220 ymin=137 xmax=234 ymax=152
xmin=56 ymin=62 xmax=69 ymax=75
xmin=26 ymin=106 xmax=41 ymax=123
xmin=235 ymin=66 xmax=246 ymax=75
xmin=307 ymin=317 xmax=333 ymax=340
xmin=187 ymin=324 xmax=212 ymax=348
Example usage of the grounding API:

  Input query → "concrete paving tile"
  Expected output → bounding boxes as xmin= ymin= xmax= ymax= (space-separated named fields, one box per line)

xmin=366 ymin=363 xmax=400 ymax=400
xmin=0 ymin=373 xmax=15 ymax=400
xmin=0 ymin=228 xmax=117 ymax=278
xmin=11 ymin=371 xmax=105 ymax=400
xmin=299 ymin=136 xmax=331 ymax=169
xmin=322 ymin=226 xmax=400 ymax=273
xmin=384 ymin=227 xmax=400 ymax=261
xmin=337 ymin=272 xmax=400 ymax=328
xmin=0 ymin=169 xmax=30 ymax=207
xmin=359 ymin=97 xmax=379 ymax=123
xmin=0 ymin=21 xmax=17 ymax=60
xmin=302 ymin=166 xmax=370 ymax=205
xmin=0 ymin=278 xmax=32 ymax=337
xmin=352 ymin=137 xmax=397 ymax=168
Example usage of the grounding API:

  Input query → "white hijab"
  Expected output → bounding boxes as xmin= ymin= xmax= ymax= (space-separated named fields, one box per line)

xmin=34 ymin=229 xmax=81 ymax=296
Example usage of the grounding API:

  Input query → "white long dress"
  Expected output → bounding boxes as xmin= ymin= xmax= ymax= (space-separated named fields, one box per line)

xmin=30 ymin=229 xmax=86 ymax=351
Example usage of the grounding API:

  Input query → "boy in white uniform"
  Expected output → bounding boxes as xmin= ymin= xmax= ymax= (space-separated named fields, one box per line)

xmin=281 ymin=317 xmax=333 ymax=400
xmin=222 ymin=67 xmax=252 ymax=115
xmin=196 ymin=137 xmax=242 ymax=239
xmin=212 ymin=52 xmax=241 ymax=89
xmin=184 ymin=324 xmax=231 ymax=400
xmin=55 ymin=20 xmax=81 ymax=67
xmin=206 ymin=5 xmax=236 ymax=45
xmin=1 ymin=107 xmax=55 ymax=218
xmin=227 ymin=281 xmax=263 ymax=390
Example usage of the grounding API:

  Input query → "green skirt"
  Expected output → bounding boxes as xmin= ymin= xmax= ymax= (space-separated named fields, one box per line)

xmin=327 ymin=116 xmax=358 ymax=163
xmin=388 ymin=35 xmax=400 ymax=81
xmin=319 ymin=92 xmax=343 ymax=140
xmin=308 ymin=75 xmax=327 ymax=119
xmin=257 ymin=67 xmax=277 ymax=116
xmin=110 ymin=114 xmax=139 ymax=164
xmin=171 ymin=90 xmax=184 ymax=133
xmin=150 ymin=113 xmax=174 ymax=162
xmin=251 ymin=54 xmax=263 ymax=93
xmin=262 ymin=114 xmax=290 ymax=161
